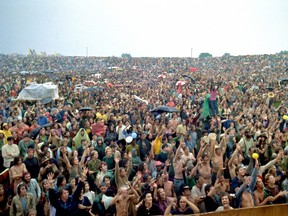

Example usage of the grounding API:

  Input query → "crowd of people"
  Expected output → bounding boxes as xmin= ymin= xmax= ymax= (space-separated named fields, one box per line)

xmin=0 ymin=52 xmax=287 ymax=216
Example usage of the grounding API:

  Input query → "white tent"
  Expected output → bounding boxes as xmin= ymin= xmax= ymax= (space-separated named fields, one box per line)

xmin=17 ymin=82 xmax=59 ymax=100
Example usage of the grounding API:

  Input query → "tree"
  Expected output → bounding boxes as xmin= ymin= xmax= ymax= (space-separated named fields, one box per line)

xmin=222 ymin=53 xmax=231 ymax=57
xmin=199 ymin=52 xmax=212 ymax=59
xmin=121 ymin=53 xmax=132 ymax=58
xmin=278 ymin=50 xmax=288 ymax=55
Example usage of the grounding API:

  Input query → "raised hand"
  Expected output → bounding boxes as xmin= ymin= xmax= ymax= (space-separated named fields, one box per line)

xmin=114 ymin=157 xmax=120 ymax=163
xmin=128 ymin=151 xmax=132 ymax=159
xmin=47 ymin=172 xmax=54 ymax=182
xmin=165 ymin=159 xmax=171 ymax=167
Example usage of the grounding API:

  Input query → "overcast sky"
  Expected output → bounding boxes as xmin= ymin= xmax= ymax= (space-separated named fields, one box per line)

xmin=1 ymin=0 xmax=287 ymax=57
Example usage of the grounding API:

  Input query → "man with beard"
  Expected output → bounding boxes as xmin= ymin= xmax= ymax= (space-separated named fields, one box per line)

xmin=21 ymin=172 xmax=41 ymax=205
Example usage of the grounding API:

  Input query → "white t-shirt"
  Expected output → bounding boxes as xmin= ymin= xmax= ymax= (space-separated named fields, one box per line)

xmin=116 ymin=125 xmax=126 ymax=140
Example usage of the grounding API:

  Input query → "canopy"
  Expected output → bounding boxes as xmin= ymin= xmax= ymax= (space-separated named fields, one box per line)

xmin=17 ymin=83 xmax=59 ymax=100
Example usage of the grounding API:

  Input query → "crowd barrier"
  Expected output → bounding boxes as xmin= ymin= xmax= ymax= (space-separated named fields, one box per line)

xmin=191 ymin=204 xmax=288 ymax=216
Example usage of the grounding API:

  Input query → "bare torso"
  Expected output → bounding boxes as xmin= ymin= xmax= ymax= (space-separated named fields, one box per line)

xmin=241 ymin=191 xmax=255 ymax=208
xmin=198 ymin=163 xmax=212 ymax=184
xmin=174 ymin=159 xmax=184 ymax=179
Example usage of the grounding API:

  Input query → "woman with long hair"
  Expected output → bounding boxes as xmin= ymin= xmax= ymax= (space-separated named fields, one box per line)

xmin=83 ymin=181 xmax=95 ymax=204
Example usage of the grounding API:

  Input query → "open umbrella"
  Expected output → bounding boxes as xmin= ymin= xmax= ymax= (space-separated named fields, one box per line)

xmin=279 ymin=78 xmax=288 ymax=84
xmin=150 ymin=105 xmax=179 ymax=113
xmin=182 ymin=74 xmax=195 ymax=83
xmin=266 ymin=87 xmax=274 ymax=91
xmin=79 ymin=107 xmax=93 ymax=112
xmin=30 ymin=122 xmax=54 ymax=138
xmin=176 ymin=80 xmax=187 ymax=86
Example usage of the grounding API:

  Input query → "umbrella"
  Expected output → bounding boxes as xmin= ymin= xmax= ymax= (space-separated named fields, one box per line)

xmin=279 ymin=78 xmax=288 ymax=84
xmin=79 ymin=107 xmax=93 ymax=112
xmin=266 ymin=87 xmax=274 ymax=91
xmin=30 ymin=122 xmax=54 ymax=138
xmin=150 ymin=105 xmax=179 ymax=113
xmin=182 ymin=74 xmax=195 ymax=83
xmin=176 ymin=80 xmax=187 ymax=86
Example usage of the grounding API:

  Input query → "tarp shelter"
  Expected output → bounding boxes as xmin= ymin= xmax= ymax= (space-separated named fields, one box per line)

xmin=17 ymin=82 xmax=59 ymax=100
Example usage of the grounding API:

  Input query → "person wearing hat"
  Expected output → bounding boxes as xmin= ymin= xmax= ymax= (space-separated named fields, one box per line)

xmin=2 ymin=122 xmax=12 ymax=142
xmin=38 ymin=157 xmax=58 ymax=183
xmin=125 ymin=136 xmax=140 ymax=156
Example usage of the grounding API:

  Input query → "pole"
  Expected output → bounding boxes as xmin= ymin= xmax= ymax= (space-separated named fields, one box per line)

xmin=86 ymin=47 xmax=88 ymax=57
xmin=191 ymin=48 xmax=193 ymax=58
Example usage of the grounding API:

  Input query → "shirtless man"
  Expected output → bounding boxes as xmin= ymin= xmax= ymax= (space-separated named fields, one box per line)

xmin=197 ymin=151 xmax=212 ymax=185
xmin=160 ymin=173 xmax=176 ymax=198
xmin=254 ymin=177 xmax=274 ymax=206
xmin=228 ymin=143 xmax=242 ymax=179
xmin=108 ymin=186 xmax=139 ymax=216
xmin=173 ymin=140 xmax=185 ymax=196
xmin=235 ymin=158 xmax=258 ymax=208
xmin=211 ymin=137 xmax=226 ymax=184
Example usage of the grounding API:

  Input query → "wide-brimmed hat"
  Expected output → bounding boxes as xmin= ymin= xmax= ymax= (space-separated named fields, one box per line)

xmin=257 ymin=133 xmax=268 ymax=140
xmin=125 ymin=136 xmax=133 ymax=144
xmin=208 ymin=133 xmax=217 ymax=141
xmin=41 ymin=157 xmax=53 ymax=166
xmin=201 ymin=136 xmax=209 ymax=144
xmin=155 ymin=161 xmax=162 ymax=167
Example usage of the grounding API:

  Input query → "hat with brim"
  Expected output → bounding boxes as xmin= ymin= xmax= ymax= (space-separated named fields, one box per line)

xmin=201 ymin=136 xmax=209 ymax=144
xmin=215 ymin=145 xmax=221 ymax=149
xmin=257 ymin=133 xmax=268 ymax=140
xmin=208 ymin=133 xmax=217 ymax=141
xmin=41 ymin=157 xmax=53 ymax=166
xmin=155 ymin=161 xmax=162 ymax=167
xmin=125 ymin=136 xmax=133 ymax=144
